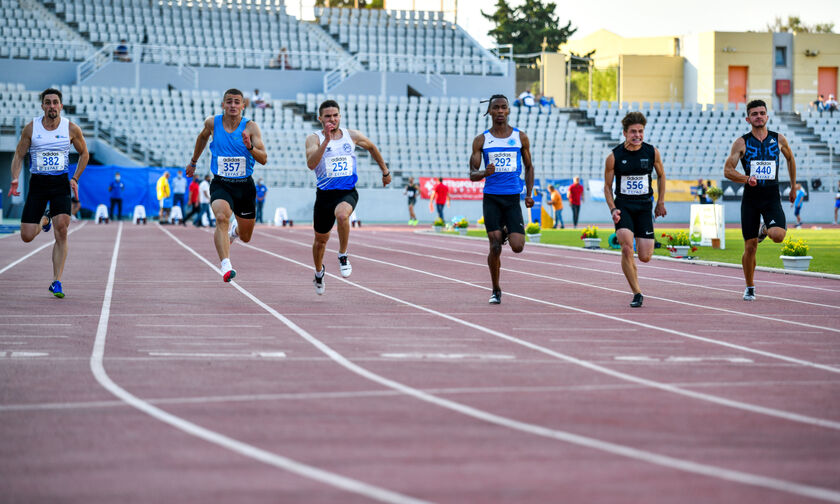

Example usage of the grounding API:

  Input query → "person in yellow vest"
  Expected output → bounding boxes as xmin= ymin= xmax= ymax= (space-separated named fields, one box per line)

xmin=548 ymin=184 xmax=564 ymax=228
xmin=156 ymin=171 xmax=171 ymax=222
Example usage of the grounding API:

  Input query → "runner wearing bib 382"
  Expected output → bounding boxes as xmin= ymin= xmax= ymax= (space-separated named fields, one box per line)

xmin=8 ymin=88 xmax=89 ymax=298
xmin=724 ymin=99 xmax=796 ymax=301
xmin=186 ymin=88 xmax=267 ymax=283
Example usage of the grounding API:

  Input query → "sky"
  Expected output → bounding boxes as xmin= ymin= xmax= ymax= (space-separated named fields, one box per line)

xmin=288 ymin=0 xmax=840 ymax=49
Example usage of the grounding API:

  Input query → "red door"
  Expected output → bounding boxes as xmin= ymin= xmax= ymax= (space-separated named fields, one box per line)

xmin=728 ymin=66 xmax=748 ymax=104
xmin=818 ymin=67 xmax=838 ymax=99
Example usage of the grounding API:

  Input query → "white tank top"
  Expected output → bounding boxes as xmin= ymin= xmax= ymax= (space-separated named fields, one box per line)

xmin=313 ymin=128 xmax=358 ymax=190
xmin=29 ymin=116 xmax=71 ymax=175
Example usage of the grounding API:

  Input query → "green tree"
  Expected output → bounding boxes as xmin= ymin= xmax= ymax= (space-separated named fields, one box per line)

xmin=481 ymin=0 xmax=576 ymax=54
xmin=766 ymin=15 xmax=834 ymax=33
xmin=570 ymin=67 xmax=617 ymax=106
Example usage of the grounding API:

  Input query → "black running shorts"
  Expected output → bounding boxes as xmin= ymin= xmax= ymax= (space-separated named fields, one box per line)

xmin=21 ymin=174 xmax=71 ymax=223
xmin=313 ymin=188 xmax=359 ymax=234
xmin=482 ymin=193 xmax=525 ymax=234
xmin=741 ymin=186 xmax=785 ymax=240
xmin=614 ymin=198 xmax=655 ymax=239
xmin=210 ymin=176 xmax=256 ymax=219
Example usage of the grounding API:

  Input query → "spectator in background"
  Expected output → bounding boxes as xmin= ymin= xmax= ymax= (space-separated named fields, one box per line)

xmin=183 ymin=175 xmax=200 ymax=224
xmin=834 ymin=181 xmax=840 ymax=225
xmin=114 ymin=40 xmax=130 ymax=62
xmin=811 ymin=94 xmax=825 ymax=111
xmin=825 ymin=95 xmax=838 ymax=114
xmin=696 ymin=178 xmax=708 ymax=204
xmin=429 ymin=177 xmax=450 ymax=222
xmin=548 ymin=184 xmax=564 ymax=228
xmin=156 ymin=171 xmax=171 ymax=223
xmin=568 ymin=176 xmax=584 ymax=228
xmin=193 ymin=174 xmax=213 ymax=227
xmin=255 ymin=177 xmax=267 ymax=223
xmin=793 ymin=183 xmax=806 ymax=228
xmin=252 ymin=89 xmax=271 ymax=109
xmin=538 ymin=94 xmax=556 ymax=114
xmin=109 ymin=171 xmax=125 ymax=220
xmin=518 ymin=90 xmax=536 ymax=111
xmin=276 ymin=47 xmax=292 ymax=70
xmin=171 ymin=170 xmax=187 ymax=214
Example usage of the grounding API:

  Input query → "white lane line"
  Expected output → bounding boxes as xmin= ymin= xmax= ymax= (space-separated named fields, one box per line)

xmin=0 ymin=323 xmax=72 ymax=326
xmin=381 ymin=353 xmax=515 ymax=360
xmin=0 ymin=222 xmax=87 ymax=275
xmin=1 ymin=351 xmax=49 ymax=358
xmin=263 ymin=232 xmax=840 ymax=375
xmin=166 ymin=227 xmax=840 ymax=503
xmin=137 ymin=324 xmax=263 ymax=328
xmin=384 ymin=233 xmax=840 ymax=304
xmin=0 ymin=334 xmax=68 ymax=339
xmin=146 ymin=352 xmax=287 ymax=358
xmin=129 ymin=224 xmax=428 ymax=504
xmin=135 ymin=335 xmax=274 ymax=340
xmin=614 ymin=356 xmax=755 ymax=364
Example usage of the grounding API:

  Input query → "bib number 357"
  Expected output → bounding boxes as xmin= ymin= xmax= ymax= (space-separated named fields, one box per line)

xmin=220 ymin=156 xmax=246 ymax=177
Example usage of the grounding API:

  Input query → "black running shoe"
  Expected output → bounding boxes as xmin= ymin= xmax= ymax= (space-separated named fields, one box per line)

xmin=500 ymin=225 xmax=509 ymax=245
xmin=488 ymin=289 xmax=502 ymax=304
xmin=757 ymin=223 xmax=767 ymax=243
xmin=630 ymin=292 xmax=643 ymax=308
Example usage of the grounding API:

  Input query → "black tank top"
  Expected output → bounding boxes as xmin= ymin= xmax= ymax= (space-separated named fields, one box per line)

xmin=612 ymin=142 xmax=655 ymax=200
xmin=740 ymin=130 xmax=780 ymax=187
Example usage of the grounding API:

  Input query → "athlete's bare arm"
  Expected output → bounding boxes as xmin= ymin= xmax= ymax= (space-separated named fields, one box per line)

xmin=778 ymin=133 xmax=797 ymax=204
xmin=242 ymin=121 xmax=268 ymax=165
xmin=350 ymin=129 xmax=391 ymax=187
xmin=724 ymin=137 xmax=755 ymax=186
xmin=68 ymin=122 xmax=89 ymax=198
xmin=603 ymin=153 xmax=620 ymax=224
xmin=653 ymin=147 xmax=667 ymax=218
xmin=9 ymin=122 xmax=33 ymax=196
xmin=469 ymin=134 xmax=494 ymax=181
xmin=520 ymin=131 xmax=535 ymax=208
xmin=186 ymin=116 xmax=214 ymax=177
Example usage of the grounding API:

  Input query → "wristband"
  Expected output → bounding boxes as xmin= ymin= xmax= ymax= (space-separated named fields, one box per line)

xmin=189 ymin=160 xmax=197 ymax=167
xmin=72 ymin=177 xmax=79 ymax=183
xmin=610 ymin=207 xmax=618 ymax=214
xmin=247 ymin=145 xmax=254 ymax=151
xmin=382 ymin=171 xmax=390 ymax=177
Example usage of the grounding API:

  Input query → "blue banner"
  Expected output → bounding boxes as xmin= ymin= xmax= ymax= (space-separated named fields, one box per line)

xmin=73 ymin=165 xmax=189 ymax=217
xmin=544 ymin=178 xmax=574 ymax=201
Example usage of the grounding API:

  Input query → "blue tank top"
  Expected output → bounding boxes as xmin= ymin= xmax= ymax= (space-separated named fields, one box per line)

xmin=210 ymin=115 xmax=254 ymax=179
xmin=482 ymin=127 xmax=523 ymax=195
xmin=740 ymin=130 xmax=780 ymax=187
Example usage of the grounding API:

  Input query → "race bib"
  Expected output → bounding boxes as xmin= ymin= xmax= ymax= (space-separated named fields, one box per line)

xmin=489 ymin=152 xmax=516 ymax=173
xmin=219 ymin=156 xmax=246 ymax=177
xmin=750 ymin=160 xmax=776 ymax=180
xmin=326 ymin=155 xmax=352 ymax=178
xmin=34 ymin=151 xmax=66 ymax=173
xmin=620 ymin=175 xmax=649 ymax=195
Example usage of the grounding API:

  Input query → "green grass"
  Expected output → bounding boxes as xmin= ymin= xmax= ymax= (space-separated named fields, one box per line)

xmin=456 ymin=227 xmax=840 ymax=275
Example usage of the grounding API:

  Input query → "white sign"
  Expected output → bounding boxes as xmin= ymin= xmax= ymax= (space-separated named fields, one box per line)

xmin=689 ymin=204 xmax=725 ymax=249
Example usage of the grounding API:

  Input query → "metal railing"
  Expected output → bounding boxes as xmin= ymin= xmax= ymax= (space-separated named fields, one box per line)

xmin=2 ymin=38 xmax=93 ymax=62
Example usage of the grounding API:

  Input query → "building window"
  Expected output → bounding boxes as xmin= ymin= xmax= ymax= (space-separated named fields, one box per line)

xmin=775 ymin=47 xmax=787 ymax=67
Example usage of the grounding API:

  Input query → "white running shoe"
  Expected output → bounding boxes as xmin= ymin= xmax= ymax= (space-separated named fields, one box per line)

xmin=221 ymin=263 xmax=236 ymax=283
xmin=743 ymin=286 xmax=755 ymax=301
xmin=338 ymin=255 xmax=352 ymax=278
xmin=313 ymin=266 xmax=325 ymax=295
xmin=229 ymin=218 xmax=239 ymax=244
xmin=757 ymin=223 xmax=767 ymax=243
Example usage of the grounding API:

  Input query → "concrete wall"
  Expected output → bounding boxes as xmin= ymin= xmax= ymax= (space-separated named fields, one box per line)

xmin=542 ymin=53 xmax=566 ymax=107
xmin=772 ymin=32 xmax=794 ymax=111
xmin=709 ymin=32 xmax=774 ymax=105
xmin=619 ymin=55 xmax=683 ymax=104
xmin=563 ymin=30 xmax=678 ymax=68
xmin=792 ymin=33 xmax=840 ymax=108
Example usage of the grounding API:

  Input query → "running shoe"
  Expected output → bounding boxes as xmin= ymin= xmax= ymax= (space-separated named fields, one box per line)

xmin=488 ymin=289 xmax=502 ymax=304
xmin=228 ymin=218 xmax=239 ymax=244
xmin=221 ymin=262 xmax=236 ymax=283
xmin=757 ymin=223 xmax=767 ymax=243
xmin=501 ymin=225 xmax=509 ymax=245
xmin=630 ymin=292 xmax=644 ymax=308
xmin=338 ymin=254 xmax=352 ymax=278
xmin=313 ymin=265 xmax=325 ymax=295
xmin=48 ymin=280 xmax=64 ymax=298
xmin=41 ymin=210 xmax=52 ymax=233
xmin=743 ymin=286 xmax=755 ymax=301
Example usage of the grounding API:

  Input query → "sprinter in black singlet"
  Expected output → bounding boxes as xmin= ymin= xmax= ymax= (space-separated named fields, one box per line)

xmin=603 ymin=112 xmax=667 ymax=308
xmin=724 ymin=99 xmax=796 ymax=301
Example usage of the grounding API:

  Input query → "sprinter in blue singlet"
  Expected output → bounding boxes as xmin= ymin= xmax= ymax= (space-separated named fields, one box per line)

xmin=305 ymin=99 xmax=391 ymax=295
xmin=469 ymin=94 xmax=535 ymax=304
xmin=186 ymin=88 xmax=267 ymax=283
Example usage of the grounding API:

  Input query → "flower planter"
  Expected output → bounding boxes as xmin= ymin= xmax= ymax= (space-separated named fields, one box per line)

xmin=582 ymin=237 xmax=601 ymax=249
xmin=434 ymin=225 xmax=443 ymax=233
xmin=528 ymin=233 xmax=541 ymax=243
xmin=669 ymin=245 xmax=690 ymax=257
xmin=780 ymin=255 xmax=812 ymax=271
xmin=457 ymin=228 xmax=468 ymax=236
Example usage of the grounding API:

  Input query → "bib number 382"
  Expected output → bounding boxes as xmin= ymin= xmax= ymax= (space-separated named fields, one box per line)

xmin=35 ymin=151 xmax=66 ymax=173
xmin=750 ymin=160 xmax=776 ymax=180
xmin=220 ymin=156 xmax=246 ymax=177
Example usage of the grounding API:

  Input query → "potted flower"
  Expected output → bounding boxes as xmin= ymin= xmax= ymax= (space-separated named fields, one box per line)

xmin=477 ymin=216 xmax=485 ymax=225
xmin=662 ymin=230 xmax=697 ymax=257
xmin=456 ymin=217 xmax=469 ymax=235
xmin=580 ymin=226 xmax=601 ymax=248
xmin=779 ymin=237 xmax=812 ymax=271
xmin=433 ymin=217 xmax=444 ymax=232
xmin=525 ymin=222 xmax=541 ymax=243
xmin=706 ymin=186 xmax=724 ymax=248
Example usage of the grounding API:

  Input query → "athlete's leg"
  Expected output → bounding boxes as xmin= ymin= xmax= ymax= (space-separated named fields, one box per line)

xmin=636 ymin=237 xmax=655 ymax=263
xmin=211 ymin=199 xmax=234 ymax=261
xmin=20 ymin=223 xmax=43 ymax=243
xmin=51 ymin=214 xmax=70 ymax=281
xmin=334 ymin=201 xmax=353 ymax=254
xmin=767 ymin=226 xmax=786 ymax=243
xmin=487 ymin=230 xmax=504 ymax=291
xmin=313 ymin=231 xmax=330 ymax=271
xmin=617 ymin=228 xmax=641 ymax=293
xmin=408 ymin=203 xmax=416 ymax=220
xmin=742 ymin=237 xmax=758 ymax=287
xmin=507 ymin=233 xmax=525 ymax=253
xmin=234 ymin=215 xmax=255 ymax=243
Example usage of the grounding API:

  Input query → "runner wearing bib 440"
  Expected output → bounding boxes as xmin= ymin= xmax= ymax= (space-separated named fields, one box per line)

xmin=9 ymin=88 xmax=89 ymax=298
xmin=186 ymin=88 xmax=267 ymax=283
xmin=603 ymin=112 xmax=667 ymax=308
xmin=305 ymin=99 xmax=391 ymax=295
xmin=724 ymin=99 xmax=797 ymax=301
xmin=470 ymin=94 xmax=535 ymax=305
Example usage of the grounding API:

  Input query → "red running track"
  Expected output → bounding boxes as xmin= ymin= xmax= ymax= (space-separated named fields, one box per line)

xmin=1 ymin=222 xmax=839 ymax=503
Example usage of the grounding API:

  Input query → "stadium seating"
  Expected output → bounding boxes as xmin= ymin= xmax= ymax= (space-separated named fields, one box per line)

xmin=0 ymin=0 xmax=93 ymax=61
xmin=798 ymin=107 xmax=840 ymax=155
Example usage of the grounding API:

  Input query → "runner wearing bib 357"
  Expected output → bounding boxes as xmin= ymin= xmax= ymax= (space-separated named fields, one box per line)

xmin=8 ymin=88 xmax=89 ymax=298
xmin=724 ymin=99 xmax=796 ymax=301
xmin=305 ymin=99 xmax=391 ymax=295
xmin=603 ymin=112 xmax=667 ymax=308
xmin=186 ymin=88 xmax=267 ymax=283
xmin=470 ymin=94 xmax=535 ymax=305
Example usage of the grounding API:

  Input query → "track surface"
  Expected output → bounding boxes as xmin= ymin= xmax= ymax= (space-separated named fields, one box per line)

xmin=1 ymin=222 xmax=839 ymax=503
